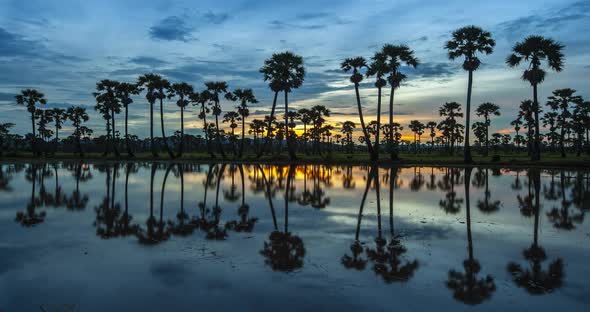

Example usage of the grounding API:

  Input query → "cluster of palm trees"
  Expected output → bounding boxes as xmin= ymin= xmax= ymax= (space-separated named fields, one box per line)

xmin=3 ymin=25 xmax=590 ymax=162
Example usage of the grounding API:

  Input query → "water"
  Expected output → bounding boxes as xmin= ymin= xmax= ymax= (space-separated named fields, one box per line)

xmin=0 ymin=162 xmax=589 ymax=311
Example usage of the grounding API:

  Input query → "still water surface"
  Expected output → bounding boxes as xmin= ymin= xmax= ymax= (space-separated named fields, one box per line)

xmin=0 ymin=162 xmax=589 ymax=311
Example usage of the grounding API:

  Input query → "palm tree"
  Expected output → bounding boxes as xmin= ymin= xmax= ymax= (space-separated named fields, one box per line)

xmin=115 ymin=82 xmax=140 ymax=157
xmin=0 ymin=123 xmax=15 ymax=156
xmin=507 ymin=35 xmax=565 ymax=161
xmin=426 ymin=121 xmax=437 ymax=153
xmin=93 ymin=79 xmax=121 ymax=156
xmin=446 ymin=26 xmax=495 ymax=163
xmin=366 ymin=51 xmax=388 ymax=161
xmin=408 ymin=120 xmax=425 ymax=154
xmin=65 ymin=106 xmax=89 ymax=156
xmin=205 ymin=81 xmax=229 ymax=158
xmin=15 ymin=89 xmax=47 ymax=156
xmin=341 ymin=57 xmax=374 ymax=158
xmin=49 ymin=108 xmax=66 ymax=151
xmin=228 ymin=89 xmax=257 ymax=157
xmin=191 ymin=90 xmax=215 ymax=157
xmin=137 ymin=73 xmax=163 ymax=157
xmin=475 ymin=102 xmax=501 ymax=156
xmin=222 ymin=111 xmax=241 ymax=155
xmin=298 ymin=108 xmax=312 ymax=154
xmin=546 ymin=88 xmax=583 ymax=157
xmin=438 ymin=102 xmax=464 ymax=155
xmin=168 ymin=82 xmax=194 ymax=157
xmin=260 ymin=52 xmax=305 ymax=160
xmin=382 ymin=44 xmax=419 ymax=160
xmin=341 ymin=121 xmax=356 ymax=154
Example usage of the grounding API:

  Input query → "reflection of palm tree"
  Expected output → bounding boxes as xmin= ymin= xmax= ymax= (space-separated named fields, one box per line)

xmin=260 ymin=165 xmax=306 ymax=272
xmin=409 ymin=167 xmax=424 ymax=191
xmin=511 ymin=169 xmax=524 ymax=191
xmin=439 ymin=168 xmax=463 ymax=214
xmin=367 ymin=167 xmax=419 ymax=283
xmin=49 ymin=163 xmax=66 ymax=208
xmin=546 ymin=170 xmax=583 ymax=230
xmin=136 ymin=164 xmax=170 ymax=245
xmin=341 ymin=167 xmax=374 ymax=271
xmin=225 ymin=165 xmax=258 ymax=233
xmin=16 ymin=164 xmax=46 ymax=227
xmin=166 ymin=164 xmax=197 ymax=236
xmin=65 ymin=162 xmax=90 ymax=211
xmin=116 ymin=162 xmax=139 ymax=237
xmin=447 ymin=168 xmax=496 ymax=305
xmin=94 ymin=164 xmax=122 ymax=239
xmin=476 ymin=168 xmax=502 ymax=214
xmin=508 ymin=169 xmax=564 ymax=295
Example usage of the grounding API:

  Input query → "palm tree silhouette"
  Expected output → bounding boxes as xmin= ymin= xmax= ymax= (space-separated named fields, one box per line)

xmin=366 ymin=52 xmax=388 ymax=161
xmin=546 ymin=170 xmax=582 ymax=230
xmin=445 ymin=26 xmax=495 ymax=163
xmin=168 ymin=82 xmax=193 ymax=157
xmin=136 ymin=163 xmax=170 ymax=245
xmin=439 ymin=168 xmax=464 ymax=214
xmin=15 ymin=89 xmax=47 ymax=156
xmin=191 ymin=91 xmax=215 ymax=158
xmin=138 ymin=74 xmax=168 ymax=157
xmin=507 ymin=35 xmax=564 ymax=161
xmin=475 ymin=168 xmax=502 ymax=213
xmin=93 ymin=80 xmax=121 ymax=156
xmin=49 ymin=108 xmax=66 ymax=153
xmin=508 ymin=169 xmax=564 ymax=295
xmin=164 ymin=164 xmax=197 ymax=236
xmin=341 ymin=57 xmax=374 ymax=158
xmin=94 ymin=164 xmax=122 ymax=238
xmin=259 ymin=52 xmax=305 ymax=160
xmin=114 ymin=162 xmax=139 ymax=237
xmin=475 ymin=102 xmax=500 ymax=156
xmin=205 ymin=81 xmax=230 ymax=159
xmin=381 ymin=44 xmax=419 ymax=160
xmin=65 ymin=106 xmax=89 ymax=156
xmin=115 ymin=82 xmax=140 ymax=157
xmin=226 ymin=88 xmax=257 ymax=158
xmin=65 ymin=162 xmax=90 ymax=211
xmin=447 ymin=167 xmax=496 ymax=304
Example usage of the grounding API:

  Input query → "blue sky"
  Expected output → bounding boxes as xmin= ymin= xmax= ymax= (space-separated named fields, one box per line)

xmin=0 ymin=0 xmax=588 ymax=138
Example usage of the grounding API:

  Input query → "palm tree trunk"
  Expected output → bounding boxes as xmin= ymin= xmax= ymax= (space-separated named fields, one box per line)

xmin=374 ymin=87 xmax=382 ymax=161
xmin=464 ymin=167 xmax=473 ymax=260
xmin=285 ymin=92 xmax=296 ymax=160
xmin=258 ymin=165 xmax=278 ymax=231
xmin=356 ymin=167 xmax=375 ymax=240
xmin=260 ymin=91 xmax=279 ymax=157
xmin=178 ymin=106 xmax=184 ymax=157
xmin=464 ymin=70 xmax=473 ymax=163
xmin=532 ymin=83 xmax=541 ymax=161
xmin=485 ymin=117 xmax=489 ymax=157
xmin=31 ymin=112 xmax=38 ymax=156
xmin=159 ymin=98 xmax=175 ymax=159
xmin=214 ymin=112 xmax=226 ymax=159
xmin=125 ymin=106 xmax=134 ymax=157
xmin=150 ymin=101 xmax=157 ymax=157
xmin=354 ymin=82 xmax=374 ymax=158
xmin=202 ymin=104 xmax=214 ymax=158
xmin=559 ymin=126 xmax=566 ymax=158
xmin=111 ymin=112 xmax=120 ymax=157
xmin=239 ymin=116 xmax=246 ymax=158
xmin=389 ymin=87 xmax=398 ymax=160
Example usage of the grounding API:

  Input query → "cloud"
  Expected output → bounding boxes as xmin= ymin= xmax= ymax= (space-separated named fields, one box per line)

xmin=295 ymin=12 xmax=331 ymax=20
xmin=269 ymin=20 xmax=326 ymax=30
xmin=403 ymin=62 xmax=457 ymax=79
xmin=0 ymin=27 xmax=85 ymax=63
xmin=0 ymin=92 xmax=15 ymax=101
xmin=203 ymin=11 xmax=231 ymax=24
xmin=149 ymin=16 xmax=195 ymax=42
xmin=129 ymin=56 xmax=168 ymax=67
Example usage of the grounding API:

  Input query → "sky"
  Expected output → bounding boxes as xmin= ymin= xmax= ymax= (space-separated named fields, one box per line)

xmin=0 ymin=0 xmax=589 ymax=140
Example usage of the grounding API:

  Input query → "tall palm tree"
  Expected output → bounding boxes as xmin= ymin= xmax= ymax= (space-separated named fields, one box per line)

xmin=168 ymin=82 xmax=194 ymax=157
xmin=341 ymin=57 xmax=374 ymax=158
xmin=222 ymin=111 xmax=241 ymax=155
xmin=115 ymin=82 xmax=140 ymax=157
xmin=93 ymin=80 xmax=120 ymax=156
xmin=366 ymin=51 xmax=388 ymax=161
xmin=507 ymin=35 xmax=564 ymax=161
xmin=446 ymin=26 xmax=495 ymax=163
xmin=137 ymin=73 xmax=162 ymax=157
xmin=15 ymin=89 xmax=47 ymax=156
xmin=382 ymin=44 xmax=419 ymax=160
xmin=226 ymin=88 xmax=258 ymax=157
xmin=205 ymin=81 xmax=229 ymax=158
xmin=475 ymin=102 xmax=500 ymax=156
xmin=260 ymin=51 xmax=305 ymax=160
xmin=191 ymin=90 xmax=215 ymax=157
xmin=65 ymin=106 xmax=89 ymax=156
xmin=49 ymin=108 xmax=66 ymax=150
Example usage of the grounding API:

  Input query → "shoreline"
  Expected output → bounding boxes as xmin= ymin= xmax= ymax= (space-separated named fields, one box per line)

xmin=2 ymin=153 xmax=589 ymax=169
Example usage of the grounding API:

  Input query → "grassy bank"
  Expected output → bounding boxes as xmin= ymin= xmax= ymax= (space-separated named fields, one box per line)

xmin=2 ymin=151 xmax=589 ymax=168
